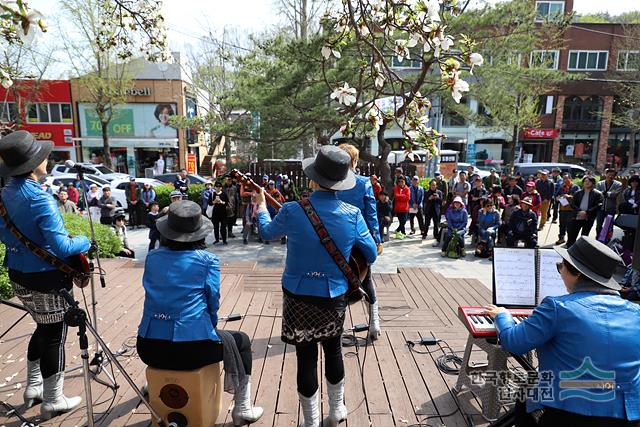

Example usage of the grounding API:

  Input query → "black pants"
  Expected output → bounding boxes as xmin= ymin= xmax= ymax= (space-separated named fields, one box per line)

xmin=361 ymin=267 xmax=377 ymax=304
xmin=409 ymin=208 xmax=424 ymax=234
xmin=227 ymin=216 xmax=236 ymax=235
xmin=212 ymin=216 xmax=227 ymax=243
xmin=423 ymin=209 xmax=440 ymax=240
xmin=128 ymin=203 xmax=142 ymax=226
xmin=28 ymin=321 xmax=67 ymax=378
xmin=137 ymin=331 xmax=252 ymax=373
xmin=117 ymin=248 xmax=135 ymax=258
xmin=551 ymin=199 xmax=559 ymax=222
xmin=538 ymin=407 xmax=639 ymax=427
xmin=558 ymin=211 xmax=573 ymax=239
xmin=148 ymin=230 xmax=159 ymax=251
xmin=395 ymin=212 xmax=408 ymax=234
xmin=567 ymin=218 xmax=595 ymax=247
xmin=295 ymin=335 xmax=344 ymax=397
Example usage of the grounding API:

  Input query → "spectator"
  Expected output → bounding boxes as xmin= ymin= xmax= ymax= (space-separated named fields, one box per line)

xmin=490 ymin=186 xmax=506 ymax=211
xmin=223 ymin=175 xmax=239 ymax=237
xmin=265 ymin=181 xmax=286 ymax=245
xmin=550 ymin=168 xmax=562 ymax=223
xmin=447 ymin=169 xmax=458 ymax=191
xmin=376 ymin=191 xmax=392 ymax=242
xmin=477 ymin=198 xmax=500 ymax=249
xmin=393 ymin=176 xmax=410 ymax=238
xmin=504 ymin=176 xmax=523 ymax=198
xmin=468 ymin=177 xmax=487 ymax=240
xmin=554 ymin=173 xmax=580 ymax=245
xmin=125 ymin=177 xmax=143 ymax=228
xmin=619 ymin=175 xmax=640 ymax=214
xmin=536 ymin=170 xmax=555 ymax=230
xmin=173 ymin=169 xmax=190 ymax=198
xmin=408 ymin=176 xmax=424 ymax=236
xmin=483 ymin=169 xmax=500 ymax=188
xmin=141 ymin=183 xmax=156 ymax=214
xmin=394 ymin=167 xmax=410 ymax=187
xmin=261 ymin=175 xmax=269 ymax=188
xmin=506 ymin=197 xmax=538 ymax=248
xmin=453 ymin=171 xmax=470 ymax=207
xmin=73 ymin=176 xmax=88 ymax=210
xmin=112 ymin=209 xmax=135 ymax=258
xmin=243 ymin=193 xmax=258 ymax=245
xmin=433 ymin=171 xmax=448 ymax=203
xmin=281 ymin=175 xmax=298 ymax=202
xmin=370 ymin=175 xmax=382 ymax=200
xmin=500 ymin=194 xmax=520 ymax=244
xmin=441 ymin=196 xmax=468 ymax=257
xmin=57 ymin=189 xmax=79 ymax=214
xmin=209 ymin=181 xmax=229 ymax=245
xmin=240 ymin=173 xmax=254 ymax=227
xmin=566 ymin=176 xmax=603 ymax=247
xmin=201 ymin=181 xmax=214 ymax=215
xmin=466 ymin=164 xmax=474 ymax=177
xmin=147 ymin=201 xmax=160 ymax=251
xmin=67 ymin=183 xmax=79 ymax=205
xmin=423 ymin=180 xmax=443 ymax=244
xmin=595 ymin=168 xmax=622 ymax=238
xmin=524 ymin=181 xmax=542 ymax=217
xmin=98 ymin=186 xmax=117 ymax=225
xmin=153 ymin=154 xmax=164 ymax=175
xmin=87 ymin=183 xmax=101 ymax=221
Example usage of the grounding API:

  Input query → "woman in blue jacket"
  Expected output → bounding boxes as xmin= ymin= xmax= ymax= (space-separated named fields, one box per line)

xmin=0 ymin=131 xmax=90 ymax=419
xmin=256 ymin=145 xmax=378 ymax=427
xmin=476 ymin=198 xmax=500 ymax=248
xmin=442 ymin=196 xmax=469 ymax=257
xmin=486 ymin=237 xmax=640 ymax=426
xmin=136 ymin=201 xmax=262 ymax=426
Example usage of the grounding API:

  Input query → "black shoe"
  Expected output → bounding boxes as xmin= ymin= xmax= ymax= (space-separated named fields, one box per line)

xmin=264 ymin=241 xmax=270 ymax=245
xmin=281 ymin=237 xmax=287 ymax=244
xmin=223 ymin=241 xmax=228 ymax=245
xmin=243 ymin=239 xmax=248 ymax=245
xmin=214 ymin=240 xmax=219 ymax=244
xmin=229 ymin=233 xmax=236 ymax=238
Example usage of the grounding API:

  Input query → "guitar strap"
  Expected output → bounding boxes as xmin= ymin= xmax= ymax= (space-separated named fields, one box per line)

xmin=0 ymin=195 xmax=81 ymax=278
xmin=298 ymin=198 xmax=361 ymax=291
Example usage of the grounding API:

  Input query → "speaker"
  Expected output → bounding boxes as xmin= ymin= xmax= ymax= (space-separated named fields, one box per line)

xmin=146 ymin=363 xmax=222 ymax=427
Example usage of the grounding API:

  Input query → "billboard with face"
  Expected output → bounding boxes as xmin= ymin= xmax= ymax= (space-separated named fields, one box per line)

xmin=78 ymin=103 xmax=178 ymax=139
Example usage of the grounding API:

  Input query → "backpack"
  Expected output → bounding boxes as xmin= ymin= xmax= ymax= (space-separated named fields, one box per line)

xmin=474 ymin=240 xmax=492 ymax=258
xmin=446 ymin=231 xmax=462 ymax=259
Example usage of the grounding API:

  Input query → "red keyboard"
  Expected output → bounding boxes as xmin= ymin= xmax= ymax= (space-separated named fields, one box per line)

xmin=458 ymin=306 xmax=533 ymax=337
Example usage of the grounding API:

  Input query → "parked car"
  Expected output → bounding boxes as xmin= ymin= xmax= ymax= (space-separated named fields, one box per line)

xmin=513 ymin=162 xmax=587 ymax=179
xmin=457 ymin=162 xmax=491 ymax=179
xmin=50 ymin=163 xmax=129 ymax=182
xmin=620 ymin=163 xmax=640 ymax=177
xmin=40 ymin=174 xmax=124 ymax=208
xmin=109 ymin=178 xmax=166 ymax=210
xmin=153 ymin=173 xmax=208 ymax=185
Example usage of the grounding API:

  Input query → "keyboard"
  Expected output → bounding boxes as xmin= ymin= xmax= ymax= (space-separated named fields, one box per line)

xmin=458 ymin=306 xmax=533 ymax=337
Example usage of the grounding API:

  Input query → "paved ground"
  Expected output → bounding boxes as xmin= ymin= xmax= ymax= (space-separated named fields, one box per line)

xmin=125 ymin=215 xmax=589 ymax=290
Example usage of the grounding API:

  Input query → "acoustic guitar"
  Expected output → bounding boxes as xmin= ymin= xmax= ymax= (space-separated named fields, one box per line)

xmin=230 ymin=170 xmax=368 ymax=301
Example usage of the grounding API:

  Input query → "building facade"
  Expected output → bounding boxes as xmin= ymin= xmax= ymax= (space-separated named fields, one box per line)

xmin=0 ymin=80 xmax=77 ymax=167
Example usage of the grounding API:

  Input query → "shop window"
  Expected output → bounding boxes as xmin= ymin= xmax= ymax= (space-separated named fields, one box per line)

xmin=530 ymin=50 xmax=559 ymax=69
xmin=559 ymin=138 xmax=596 ymax=167
xmin=535 ymin=1 xmax=564 ymax=21
xmin=568 ymin=51 xmax=609 ymax=71
xmin=25 ymin=102 xmax=73 ymax=123
xmin=391 ymin=55 xmax=422 ymax=69
xmin=0 ymin=102 xmax=17 ymax=122
xmin=563 ymin=96 xmax=602 ymax=130
xmin=617 ymin=51 xmax=640 ymax=71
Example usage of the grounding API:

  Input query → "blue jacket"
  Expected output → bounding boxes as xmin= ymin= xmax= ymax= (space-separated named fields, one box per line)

xmin=409 ymin=184 xmax=424 ymax=207
xmin=201 ymin=187 xmax=213 ymax=211
xmin=258 ymin=191 xmax=378 ymax=298
xmin=337 ymin=175 xmax=381 ymax=243
xmin=496 ymin=292 xmax=640 ymax=420
xmin=477 ymin=210 xmax=500 ymax=232
xmin=0 ymin=178 xmax=90 ymax=273
xmin=138 ymin=247 xmax=220 ymax=342
xmin=446 ymin=206 xmax=468 ymax=232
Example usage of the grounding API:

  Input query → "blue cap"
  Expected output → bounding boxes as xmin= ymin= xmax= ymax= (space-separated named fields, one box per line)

xmin=434 ymin=171 xmax=441 ymax=176
xmin=263 ymin=175 xmax=269 ymax=180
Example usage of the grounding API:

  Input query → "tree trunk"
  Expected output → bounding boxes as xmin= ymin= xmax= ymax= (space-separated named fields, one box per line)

xmin=101 ymin=121 xmax=113 ymax=169
xmin=300 ymin=0 xmax=308 ymax=40
xmin=376 ymin=124 xmax=393 ymax=194
xmin=629 ymin=130 xmax=636 ymax=166
xmin=507 ymin=124 xmax=519 ymax=176
xmin=224 ymin=136 xmax=232 ymax=164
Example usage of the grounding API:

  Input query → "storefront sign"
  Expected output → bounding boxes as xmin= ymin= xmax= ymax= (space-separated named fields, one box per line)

xmin=79 ymin=103 xmax=178 ymax=139
xmin=524 ymin=128 xmax=558 ymax=139
xmin=32 ymin=132 xmax=53 ymax=140
xmin=123 ymin=87 xmax=152 ymax=96
xmin=186 ymin=153 xmax=197 ymax=174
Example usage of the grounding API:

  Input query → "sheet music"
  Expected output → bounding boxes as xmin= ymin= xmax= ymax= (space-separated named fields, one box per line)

xmin=493 ymin=248 xmax=537 ymax=306
xmin=537 ymin=249 xmax=568 ymax=304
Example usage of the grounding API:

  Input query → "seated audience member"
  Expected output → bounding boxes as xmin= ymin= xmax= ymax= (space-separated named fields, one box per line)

xmin=524 ymin=181 xmax=542 ymax=217
xmin=486 ymin=237 xmax=640 ymax=427
xmin=506 ymin=197 xmax=538 ymax=248
xmin=136 ymin=201 xmax=263 ymax=425
xmin=441 ymin=196 xmax=468 ymax=257
xmin=477 ymin=198 xmax=500 ymax=249
xmin=112 ymin=209 xmax=135 ymax=258
xmin=376 ymin=191 xmax=392 ymax=242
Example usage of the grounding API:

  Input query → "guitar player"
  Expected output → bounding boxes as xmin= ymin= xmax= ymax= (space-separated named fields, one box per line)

xmin=256 ymin=145 xmax=378 ymax=427
xmin=0 ymin=131 xmax=90 ymax=420
xmin=336 ymin=143 xmax=384 ymax=340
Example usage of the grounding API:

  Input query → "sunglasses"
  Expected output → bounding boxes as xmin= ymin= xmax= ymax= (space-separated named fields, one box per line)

xmin=556 ymin=261 xmax=563 ymax=274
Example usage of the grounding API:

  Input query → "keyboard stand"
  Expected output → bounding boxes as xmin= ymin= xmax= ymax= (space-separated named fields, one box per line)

xmin=454 ymin=334 xmax=510 ymax=421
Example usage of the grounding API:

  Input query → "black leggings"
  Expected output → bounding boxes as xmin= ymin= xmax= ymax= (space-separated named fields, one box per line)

xmin=136 ymin=330 xmax=252 ymax=373
xmin=28 ymin=321 xmax=67 ymax=378
xmin=295 ymin=335 xmax=344 ymax=397
xmin=361 ymin=267 xmax=377 ymax=304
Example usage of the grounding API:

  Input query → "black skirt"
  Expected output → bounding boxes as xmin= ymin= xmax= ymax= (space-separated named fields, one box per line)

xmin=281 ymin=289 xmax=346 ymax=346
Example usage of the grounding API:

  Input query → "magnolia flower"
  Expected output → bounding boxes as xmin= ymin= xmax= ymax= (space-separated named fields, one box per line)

xmin=367 ymin=108 xmax=384 ymax=131
xmin=451 ymin=72 xmax=469 ymax=103
xmin=469 ymin=52 xmax=484 ymax=74
xmin=357 ymin=21 xmax=370 ymax=36
xmin=395 ymin=39 xmax=410 ymax=62
xmin=331 ymin=83 xmax=357 ymax=106
xmin=426 ymin=0 xmax=442 ymax=22
xmin=321 ymin=46 xmax=341 ymax=60
xmin=407 ymin=33 xmax=423 ymax=49
xmin=373 ymin=62 xmax=385 ymax=88
xmin=432 ymin=33 xmax=454 ymax=58
xmin=0 ymin=70 xmax=13 ymax=89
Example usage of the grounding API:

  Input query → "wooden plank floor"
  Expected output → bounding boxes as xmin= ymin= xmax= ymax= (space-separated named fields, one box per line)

xmin=0 ymin=259 xmax=498 ymax=427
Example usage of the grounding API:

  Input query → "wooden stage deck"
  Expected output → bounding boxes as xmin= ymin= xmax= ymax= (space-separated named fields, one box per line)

xmin=0 ymin=258 xmax=497 ymax=427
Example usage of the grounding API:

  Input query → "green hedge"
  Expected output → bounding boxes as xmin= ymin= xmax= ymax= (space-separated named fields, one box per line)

xmin=0 ymin=243 xmax=10 ymax=299
xmin=155 ymin=183 xmax=208 ymax=208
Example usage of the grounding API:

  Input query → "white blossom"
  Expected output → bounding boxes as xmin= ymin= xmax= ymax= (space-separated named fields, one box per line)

xmin=450 ymin=72 xmax=469 ymax=103
xmin=432 ymin=33 xmax=454 ymax=58
xmin=367 ymin=108 xmax=384 ymax=131
xmin=321 ymin=46 xmax=341 ymax=60
xmin=469 ymin=52 xmax=484 ymax=74
xmin=426 ymin=0 xmax=442 ymax=22
xmin=0 ymin=70 xmax=13 ymax=89
xmin=395 ymin=39 xmax=410 ymax=62
xmin=331 ymin=83 xmax=357 ymax=106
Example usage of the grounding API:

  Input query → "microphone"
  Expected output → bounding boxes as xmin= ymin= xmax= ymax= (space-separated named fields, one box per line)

xmin=65 ymin=160 xmax=95 ymax=175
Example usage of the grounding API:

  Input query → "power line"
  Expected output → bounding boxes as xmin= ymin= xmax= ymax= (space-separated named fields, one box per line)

xmin=568 ymin=24 xmax=640 ymax=41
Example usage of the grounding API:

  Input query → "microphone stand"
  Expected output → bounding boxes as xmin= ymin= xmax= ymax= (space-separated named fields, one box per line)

xmin=65 ymin=168 xmax=120 ymax=390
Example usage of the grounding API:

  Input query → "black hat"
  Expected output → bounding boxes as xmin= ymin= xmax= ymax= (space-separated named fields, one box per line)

xmin=555 ymin=236 xmax=622 ymax=290
xmin=302 ymin=145 xmax=355 ymax=191
xmin=156 ymin=200 xmax=213 ymax=242
xmin=113 ymin=208 xmax=126 ymax=220
xmin=0 ymin=131 xmax=53 ymax=177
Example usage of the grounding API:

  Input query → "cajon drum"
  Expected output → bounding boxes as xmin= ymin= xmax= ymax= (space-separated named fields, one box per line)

xmin=146 ymin=363 xmax=222 ymax=427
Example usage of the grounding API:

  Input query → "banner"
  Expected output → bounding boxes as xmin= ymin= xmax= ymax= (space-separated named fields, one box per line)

xmin=186 ymin=153 xmax=197 ymax=174
xmin=79 ymin=103 xmax=178 ymax=139
xmin=523 ymin=128 xmax=558 ymax=139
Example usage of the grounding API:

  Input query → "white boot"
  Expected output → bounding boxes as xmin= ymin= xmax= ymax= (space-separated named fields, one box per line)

xmin=231 ymin=375 xmax=263 ymax=426
xmin=368 ymin=302 xmax=381 ymax=341
xmin=23 ymin=359 xmax=43 ymax=408
xmin=40 ymin=372 xmax=82 ymax=420
xmin=298 ymin=389 xmax=320 ymax=427
xmin=327 ymin=379 xmax=347 ymax=426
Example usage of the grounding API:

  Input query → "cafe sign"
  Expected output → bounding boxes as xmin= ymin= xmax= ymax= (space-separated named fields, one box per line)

xmin=524 ymin=128 xmax=558 ymax=139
